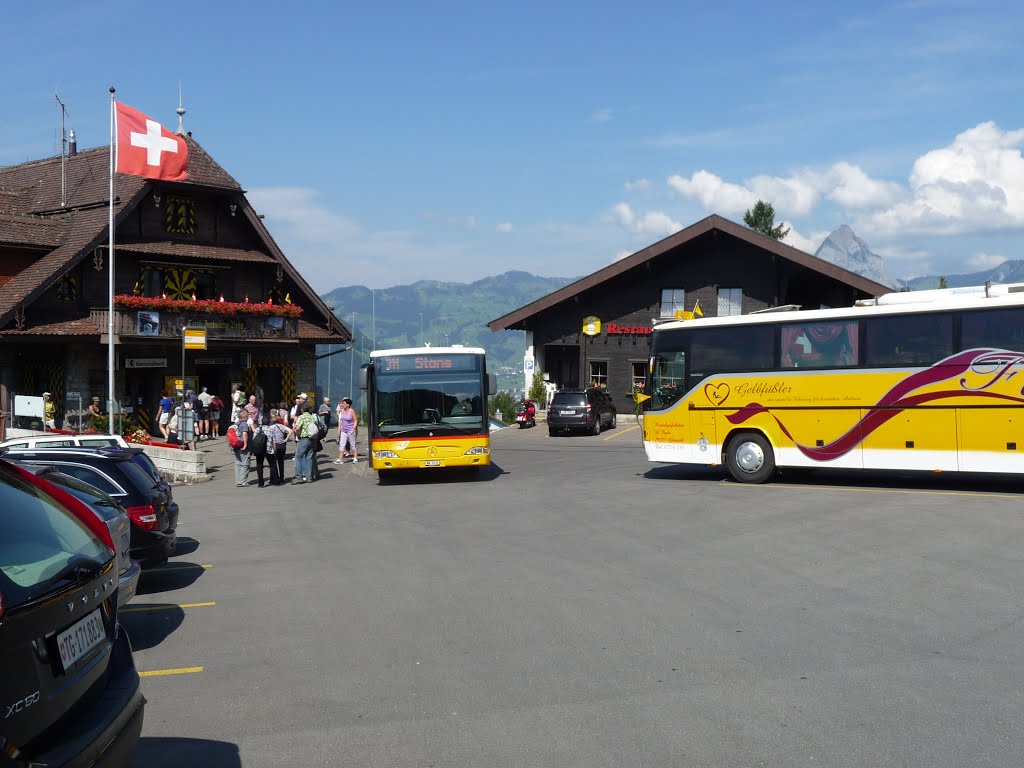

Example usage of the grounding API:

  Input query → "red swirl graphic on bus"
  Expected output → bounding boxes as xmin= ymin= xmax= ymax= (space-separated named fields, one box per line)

xmin=725 ymin=349 xmax=1024 ymax=461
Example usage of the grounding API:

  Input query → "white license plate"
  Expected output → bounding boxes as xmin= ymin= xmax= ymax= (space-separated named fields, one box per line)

xmin=57 ymin=608 xmax=105 ymax=672
xmin=423 ymin=460 xmax=441 ymax=467
xmin=561 ymin=409 xmax=576 ymax=415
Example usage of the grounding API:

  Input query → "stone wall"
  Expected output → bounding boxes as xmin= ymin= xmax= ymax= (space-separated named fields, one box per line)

xmin=142 ymin=444 xmax=210 ymax=484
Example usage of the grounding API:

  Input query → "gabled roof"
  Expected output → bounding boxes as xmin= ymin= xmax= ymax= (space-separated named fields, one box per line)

xmin=0 ymin=138 xmax=349 ymax=341
xmin=488 ymin=214 xmax=891 ymax=331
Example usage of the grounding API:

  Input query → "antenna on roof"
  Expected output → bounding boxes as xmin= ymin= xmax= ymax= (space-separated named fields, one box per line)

xmin=176 ymin=81 xmax=186 ymax=135
xmin=55 ymin=92 xmax=69 ymax=208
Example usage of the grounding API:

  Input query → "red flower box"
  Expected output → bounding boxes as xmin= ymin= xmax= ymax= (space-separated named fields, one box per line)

xmin=115 ymin=294 xmax=303 ymax=318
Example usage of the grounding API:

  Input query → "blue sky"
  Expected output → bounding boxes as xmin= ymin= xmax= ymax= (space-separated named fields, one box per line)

xmin=5 ymin=0 xmax=1024 ymax=289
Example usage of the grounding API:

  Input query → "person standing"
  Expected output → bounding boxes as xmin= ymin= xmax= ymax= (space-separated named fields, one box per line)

xmin=254 ymin=383 xmax=265 ymax=423
xmin=289 ymin=393 xmax=308 ymax=446
xmin=230 ymin=384 xmax=244 ymax=423
xmin=292 ymin=403 xmax=317 ymax=484
xmin=157 ymin=390 xmax=174 ymax=440
xmin=42 ymin=391 xmax=56 ymax=430
xmin=233 ymin=413 xmax=253 ymax=487
xmin=334 ymin=397 xmax=359 ymax=464
xmin=253 ymin=415 xmax=274 ymax=488
xmin=318 ymin=397 xmax=332 ymax=437
xmin=245 ymin=394 xmax=259 ymax=422
xmin=198 ymin=386 xmax=212 ymax=440
xmin=209 ymin=393 xmax=224 ymax=437
xmin=268 ymin=410 xmax=292 ymax=485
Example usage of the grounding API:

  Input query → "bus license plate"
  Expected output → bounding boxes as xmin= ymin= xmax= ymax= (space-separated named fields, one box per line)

xmin=423 ymin=460 xmax=441 ymax=467
xmin=57 ymin=608 xmax=105 ymax=671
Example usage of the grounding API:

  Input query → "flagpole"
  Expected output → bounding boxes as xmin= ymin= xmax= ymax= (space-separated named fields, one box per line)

xmin=108 ymin=86 xmax=116 ymax=434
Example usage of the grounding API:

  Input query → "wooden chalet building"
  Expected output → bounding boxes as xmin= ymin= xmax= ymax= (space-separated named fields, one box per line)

xmin=489 ymin=214 xmax=890 ymax=415
xmin=0 ymin=133 xmax=349 ymax=433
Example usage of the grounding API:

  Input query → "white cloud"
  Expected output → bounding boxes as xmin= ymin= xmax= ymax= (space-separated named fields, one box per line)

xmin=496 ymin=221 xmax=514 ymax=234
xmin=609 ymin=202 xmax=681 ymax=236
xmin=614 ymin=249 xmax=633 ymax=261
xmin=965 ymin=252 xmax=1007 ymax=270
xmin=591 ymin=108 xmax=613 ymax=124
xmin=865 ymin=122 xmax=1024 ymax=235
xmin=465 ymin=216 xmax=477 ymax=230
xmin=624 ymin=178 xmax=651 ymax=191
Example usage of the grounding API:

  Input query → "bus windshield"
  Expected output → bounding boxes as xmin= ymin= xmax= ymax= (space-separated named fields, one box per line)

xmin=374 ymin=371 xmax=485 ymax=437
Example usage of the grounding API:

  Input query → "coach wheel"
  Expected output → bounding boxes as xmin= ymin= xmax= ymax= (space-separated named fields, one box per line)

xmin=725 ymin=432 xmax=775 ymax=484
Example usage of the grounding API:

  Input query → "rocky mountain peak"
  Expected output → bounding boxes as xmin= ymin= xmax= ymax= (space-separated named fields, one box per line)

xmin=814 ymin=225 xmax=896 ymax=288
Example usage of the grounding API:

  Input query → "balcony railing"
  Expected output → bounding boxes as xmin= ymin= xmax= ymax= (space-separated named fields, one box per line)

xmin=91 ymin=308 xmax=299 ymax=341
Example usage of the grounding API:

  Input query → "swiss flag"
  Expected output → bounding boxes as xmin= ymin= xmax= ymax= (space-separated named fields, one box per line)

xmin=114 ymin=102 xmax=188 ymax=181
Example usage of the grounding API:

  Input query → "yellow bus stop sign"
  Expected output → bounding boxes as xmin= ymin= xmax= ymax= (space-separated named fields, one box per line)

xmin=183 ymin=328 xmax=207 ymax=350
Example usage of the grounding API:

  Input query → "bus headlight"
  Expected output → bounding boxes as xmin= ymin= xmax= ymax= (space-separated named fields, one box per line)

xmin=464 ymin=446 xmax=490 ymax=455
xmin=373 ymin=450 xmax=400 ymax=459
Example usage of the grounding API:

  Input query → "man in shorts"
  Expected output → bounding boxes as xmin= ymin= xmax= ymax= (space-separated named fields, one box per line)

xmin=198 ymin=386 xmax=212 ymax=440
xmin=157 ymin=390 xmax=174 ymax=440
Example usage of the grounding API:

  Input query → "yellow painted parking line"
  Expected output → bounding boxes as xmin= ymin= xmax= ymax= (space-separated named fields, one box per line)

xmin=139 ymin=667 xmax=204 ymax=678
xmin=121 ymin=601 xmax=216 ymax=613
xmin=603 ymin=424 xmax=641 ymax=441
xmin=148 ymin=563 xmax=213 ymax=572
xmin=727 ymin=481 xmax=1022 ymax=501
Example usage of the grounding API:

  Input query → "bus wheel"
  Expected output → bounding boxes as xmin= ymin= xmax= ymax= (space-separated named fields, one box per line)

xmin=726 ymin=432 xmax=775 ymax=484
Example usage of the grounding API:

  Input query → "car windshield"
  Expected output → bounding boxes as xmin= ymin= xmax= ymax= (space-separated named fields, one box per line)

xmin=374 ymin=372 xmax=485 ymax=437
xmin=0 ymin=464 xmax=111 ymax=596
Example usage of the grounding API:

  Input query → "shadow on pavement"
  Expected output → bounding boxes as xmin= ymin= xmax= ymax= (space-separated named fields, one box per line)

xmin=137 ymin=562 xmax=206 ymax=595
xmin=120 ymin=604 xmax=185 ymax=651
xmin=129 ymin=737 xmax=241 ymax=768
xmin=173 ymin=536 xmax=200 ymax=557
xmin=377 ymin=462 xmax=506 ymax=485
xmin=644 ymin=462 xmax=1024 ymax=495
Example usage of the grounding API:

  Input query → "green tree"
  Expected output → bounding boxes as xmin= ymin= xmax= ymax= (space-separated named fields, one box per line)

xmin=743 ymin=200 xmax=790 ymax=240
xmin=488 ymin=391 xmax=518 ymax=423
xmin=938 ymin=276 xmax=949 ymax=289
xmin=529 ymin=371 xmax=547 ymax=403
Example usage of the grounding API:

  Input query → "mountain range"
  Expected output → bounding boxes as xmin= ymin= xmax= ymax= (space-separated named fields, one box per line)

xmin=317 ymin=227 xmax=1023 ymax=400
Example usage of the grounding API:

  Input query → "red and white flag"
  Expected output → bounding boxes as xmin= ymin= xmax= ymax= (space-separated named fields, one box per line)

xmin=114 ymin=102 xmax=188 ymax=181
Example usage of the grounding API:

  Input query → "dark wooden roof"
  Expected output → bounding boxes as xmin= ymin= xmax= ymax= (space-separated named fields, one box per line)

xmin=0 ymin=138 xmax=349 ymax=342
xmin=488 ymin=214 xmax=892 ymax=331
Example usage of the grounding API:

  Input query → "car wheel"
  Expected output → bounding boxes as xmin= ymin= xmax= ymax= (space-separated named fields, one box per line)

xmin=725 ymin=432 xmax=775 ymax=484
xmin=609 ymin=412 xmax=617 ymax=429
xmin=548 ymin=427 xmax=556 ymax=437
xmin=592 ymin=418 xmax=601 ymax=436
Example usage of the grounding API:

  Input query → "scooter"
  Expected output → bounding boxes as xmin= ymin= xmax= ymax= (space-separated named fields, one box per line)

xmin=515 ymin=402 xmax=536 ymax=428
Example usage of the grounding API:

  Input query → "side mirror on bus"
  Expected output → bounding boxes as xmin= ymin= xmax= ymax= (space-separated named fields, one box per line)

xmin=488 ymin=373 xmax=497 ymax=396
xmin=359 ymin=364 xmax=369 ymax=390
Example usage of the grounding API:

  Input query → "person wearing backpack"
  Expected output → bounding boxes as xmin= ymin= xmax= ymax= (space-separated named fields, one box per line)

xmin=229 ymin=414 xmax=253 ymax=487
xmin=251 ymin=416 xmax=275 ymax=488
xmin=209 ymin=393 xmax=224 ymax=438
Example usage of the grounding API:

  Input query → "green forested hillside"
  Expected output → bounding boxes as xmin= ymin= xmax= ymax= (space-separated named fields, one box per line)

xmin=316 ymin=271 xmax=573 ymax=402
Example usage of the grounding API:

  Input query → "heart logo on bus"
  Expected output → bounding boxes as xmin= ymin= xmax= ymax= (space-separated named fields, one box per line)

xmin=704 ymin=382 xmax=730 ymax=405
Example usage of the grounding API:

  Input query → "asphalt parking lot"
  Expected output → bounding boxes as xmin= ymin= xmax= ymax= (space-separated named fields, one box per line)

xmin=127 ymin=423 xmax=1024 ymax=767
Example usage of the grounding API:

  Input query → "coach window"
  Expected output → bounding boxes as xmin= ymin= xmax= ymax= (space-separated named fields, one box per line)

xmin=689 ymin=326 xmax=773 ymax=383
xmin=865 ymin=313 xmax=953 ymax=366
xmin=781 ymin=321 xmax=859 ymax=368
xmin=660 ymin=289 xmax=686 ymax=319
xmin=961 ymin=308 xmax=1024 ymax=351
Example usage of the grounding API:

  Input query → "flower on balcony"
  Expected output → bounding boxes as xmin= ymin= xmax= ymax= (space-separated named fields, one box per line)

xmin=114 ymin=294 xmax=303 ymax=318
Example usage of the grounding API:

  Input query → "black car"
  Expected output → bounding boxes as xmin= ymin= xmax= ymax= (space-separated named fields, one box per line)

xmin=1 ymin=447 xmax=178 ymax=568
xmin=547 ymin=388 xmax=617 ymax=436
xmin=0 ymin=458 xmax=145 ymax=766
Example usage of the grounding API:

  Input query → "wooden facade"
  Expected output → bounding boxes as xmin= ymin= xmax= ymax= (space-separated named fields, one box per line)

xmin=490 ymin=215 xmax=891 ymax=415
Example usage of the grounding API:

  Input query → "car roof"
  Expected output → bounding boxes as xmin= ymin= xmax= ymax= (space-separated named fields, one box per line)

xmin=0 ymin=446 xmax=134 ymax=462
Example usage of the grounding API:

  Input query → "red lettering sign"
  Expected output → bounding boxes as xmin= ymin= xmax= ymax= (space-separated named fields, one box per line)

xmin=415 ymin=357 xmax=453 ymax=369
xmin=605 ymin=323 xmax=652 ymax=336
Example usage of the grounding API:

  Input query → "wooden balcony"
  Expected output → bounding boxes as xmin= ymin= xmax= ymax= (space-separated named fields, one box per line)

xmin=91 ymin=308 xmax=300 ymax=342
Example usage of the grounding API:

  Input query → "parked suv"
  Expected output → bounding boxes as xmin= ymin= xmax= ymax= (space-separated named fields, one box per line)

xmin=0 ymin=458 xmax=145 ymax=765
xmin=547 ymin=388 xmax=617 ymax=436
xmin=1 ymin=447 xmax=178 ymax=568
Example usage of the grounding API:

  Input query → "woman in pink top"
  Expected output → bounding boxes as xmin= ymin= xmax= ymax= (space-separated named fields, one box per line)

xmin=334 ymin=398 xmax=358 ymax=464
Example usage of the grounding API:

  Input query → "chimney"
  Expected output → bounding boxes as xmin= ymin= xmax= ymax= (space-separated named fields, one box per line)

xmin=68 ymin=129 xmax=77 ymax=156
